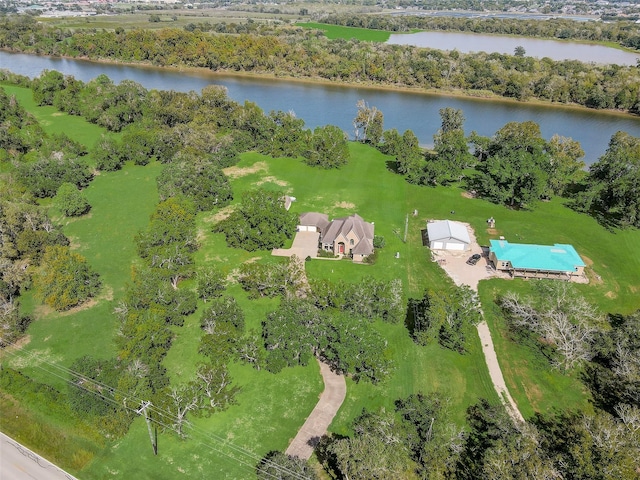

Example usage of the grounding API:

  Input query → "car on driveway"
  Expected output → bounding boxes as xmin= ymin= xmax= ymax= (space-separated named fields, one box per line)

xmin=466 ymin=253 xmax=482 ymax=265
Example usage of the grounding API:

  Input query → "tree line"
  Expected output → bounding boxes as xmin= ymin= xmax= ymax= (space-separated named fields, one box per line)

xmin=2 ymin=15 xmax=640 ymax=113
xmin=356 ymin=102 xmax=640 ymax=228
xmin=320 ymin=13 xmax=640 ymax=51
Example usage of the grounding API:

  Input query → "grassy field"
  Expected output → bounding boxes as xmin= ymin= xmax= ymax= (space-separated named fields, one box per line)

xmin=2 ymin=84 xmax=640 ymax=477
xmin=297 ymin=22 xmax=392 ymax=42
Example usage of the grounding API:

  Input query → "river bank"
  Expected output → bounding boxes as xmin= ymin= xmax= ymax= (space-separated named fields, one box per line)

xmin=4 ymin=48 xmax=639 ymax=121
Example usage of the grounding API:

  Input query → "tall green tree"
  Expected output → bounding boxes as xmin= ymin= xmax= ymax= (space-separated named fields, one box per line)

xmin=55 ymin=182 xmax=90 ymax=217
xmin=426 ymin=107 xmax=471 ymax=185
xmin=215 ymin=188 xmax=298 ymax=251
xmin=33 ymin=245 xmax=100 ymax=311
xmin=303 ymin=125 xmax=350 ymax=169
xmin=157 ymin=159 xmax=232 ymax=212
xmin=578 ymin=131 xmax=640 ymax=228
xmin=472 ymin=121 xmax=550 ymax=207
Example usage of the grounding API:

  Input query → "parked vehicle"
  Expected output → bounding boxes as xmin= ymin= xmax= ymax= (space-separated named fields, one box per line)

xmin=466 ymin=253 xmax=482 ymax=265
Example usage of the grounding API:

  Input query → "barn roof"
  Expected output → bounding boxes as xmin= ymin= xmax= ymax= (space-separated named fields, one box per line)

xmin=426 ymin=220 xmax=471 ymax=244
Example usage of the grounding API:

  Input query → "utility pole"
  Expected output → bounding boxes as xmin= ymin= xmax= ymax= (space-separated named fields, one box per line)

xmin=403 ymin=213 xmax=409 ymax=243
xmin=137 ymin=401 xmax=158 ymax=455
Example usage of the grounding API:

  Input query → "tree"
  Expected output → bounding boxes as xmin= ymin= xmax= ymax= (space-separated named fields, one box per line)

xmin=577 ymin=131 xmax=640 ymax=228
xmin=196 ymin=267 xmax=226 ymax=302
xmin=395 ymin=130 xmax=424 ymax=183
xmin=215 ymin=188 xmax=298 ymax=251
xmin=136 ymin=197 xmax=198 ymax=288
xmin=256 ymin=451 xmax=318 ymax=480
xmin=545 ymin=134 xmax=585 ymax=196
xmin=500 ymin=281 xmax=601 ymax=371
xmin=472 ymin=121 xmax=550 ymax=208
xmin=353 ymin=99 xmax=383 ymax=145
xmin=33 ymin=245 xmax=100 ymax=311
xmin=55 ymin=182 xmax=90 ymax=217
xmin=92 ymin=135 xmax=124 ymax=171
xmin=303 ymin=125 xmax=350 ymax=169
xmin=32 ymin=70 xmax=66 ymax=106
xmin=17 ymin=155 xmax=93 ymax=198
xmin=408 ymin=286 xmax=481 ymax=353
xmin=426 ymin=108 xmax=471 ymax=185
xmin=157 ymin=159 xmax=232 ymax=212
xmin=514 ymin=46 xmax=526 ymax=57
xmin=326 ymin=410 xmax=414 ymax=479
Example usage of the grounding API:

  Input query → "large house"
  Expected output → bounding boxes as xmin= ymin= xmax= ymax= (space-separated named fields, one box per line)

xmin=489 ymin=239 xmax=586 ymax=280
xmin=298 ymin=212 xmax=375 ymax=262
xmin=426 ymin=220 xmax=471 ymax=251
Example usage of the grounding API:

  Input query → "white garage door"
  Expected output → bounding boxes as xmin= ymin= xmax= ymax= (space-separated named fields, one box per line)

xmin=432 ymin=242 xmax=444 ymax=249
xmin=298 ymin=225 xmax=316 ymax=232
xmin=446 ymin=243 xmax=466 ymax=251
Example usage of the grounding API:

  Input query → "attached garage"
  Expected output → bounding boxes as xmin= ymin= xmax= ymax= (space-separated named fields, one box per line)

xmin=426 ymin=220 xmax=471 ymax=251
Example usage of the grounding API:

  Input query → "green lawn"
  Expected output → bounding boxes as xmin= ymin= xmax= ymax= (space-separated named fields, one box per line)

xmin=298 ymin=22 xmax=393 ymax=42
xmin=3 ymin=85 xmax=640 ymax=478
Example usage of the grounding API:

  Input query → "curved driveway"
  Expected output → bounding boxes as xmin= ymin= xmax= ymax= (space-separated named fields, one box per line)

xmin=285 ymin=360 xmax=346 ymax=460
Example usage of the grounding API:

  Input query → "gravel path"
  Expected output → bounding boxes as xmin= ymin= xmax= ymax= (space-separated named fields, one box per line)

xmin=434 ymin=221 xmax=525 ymax=423
xmin=285 ymin=360 xmax=346 ymax=460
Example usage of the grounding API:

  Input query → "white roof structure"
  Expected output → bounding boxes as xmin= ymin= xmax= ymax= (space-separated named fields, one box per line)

xmin=427 ymin=220 xmax=471 ymax=244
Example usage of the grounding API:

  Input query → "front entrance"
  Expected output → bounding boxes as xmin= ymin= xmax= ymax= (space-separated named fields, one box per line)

xmin=338 ymin=242 xmax=345 ymax=254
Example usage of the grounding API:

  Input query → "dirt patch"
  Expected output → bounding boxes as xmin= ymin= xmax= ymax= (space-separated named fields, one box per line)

xmin=333 ymin=201 xmax=356 ymax=210
xmin=59 ymin=297 xmax=99 ymax=316
xmin=0 ymin=335 xmax=31 ymax=359
xmin=461 ymin=191 xmax=477 ymax=199
xmin=203 ymin=205 xmax=236 ymax=224
xmin=486 ymin=228 xmax=500 ymax=236
xmin=605 ymin=291 xmax=617 ymax=299
xmin=580 ymin=255 xmax=594 ymax=266
xmin=255 ymin=175 xmax=288 ymax=187
xmin=629 ymin=285 xmax=638 ymax=293
xmin=243 ymin=256 xmax=262 ymax=264
xmin=223 ymin=161 xmax=267 ymax=179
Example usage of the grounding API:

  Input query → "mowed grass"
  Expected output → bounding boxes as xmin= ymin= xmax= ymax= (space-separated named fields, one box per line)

xmin=5 ymin=85 xmax=640 ymax=478
xmin=298 ymin=22 xmax=392 ymax=42
xmin=1 ymin=85 xmax=110 ymax=153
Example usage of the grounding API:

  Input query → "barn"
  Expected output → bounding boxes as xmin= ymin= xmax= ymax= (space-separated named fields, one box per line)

xmin=426 ymin=220 xmax=471 ymax=251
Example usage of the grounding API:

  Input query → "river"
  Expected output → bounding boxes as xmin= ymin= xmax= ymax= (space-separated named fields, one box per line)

xmin=2 ymin=50 xmax=640 ymax=164
xmin=387 ymin=31 xmax=640 ymax=66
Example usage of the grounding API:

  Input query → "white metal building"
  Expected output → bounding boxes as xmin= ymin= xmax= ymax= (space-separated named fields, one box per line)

xmin=426 ymin=220 xmax=471 ymax=251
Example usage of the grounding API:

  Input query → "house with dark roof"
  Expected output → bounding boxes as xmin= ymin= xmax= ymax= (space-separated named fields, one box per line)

xmin=298 ymin=212 xmax=375 ymax=262
xmin=489 ymin=239 xmax=586 ymax=280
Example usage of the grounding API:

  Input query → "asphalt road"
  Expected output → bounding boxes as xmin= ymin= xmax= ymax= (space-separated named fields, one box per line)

xmin=0 ymin=431 xmax=78 ymax=480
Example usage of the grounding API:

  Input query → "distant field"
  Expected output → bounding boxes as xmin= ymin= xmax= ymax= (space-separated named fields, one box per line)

xmin=298 ymin=22 xmax=392 ymax=42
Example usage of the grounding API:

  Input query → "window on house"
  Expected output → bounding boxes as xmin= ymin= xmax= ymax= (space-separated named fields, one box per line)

xmin=350 ymin=239 xmax=354 ymax=246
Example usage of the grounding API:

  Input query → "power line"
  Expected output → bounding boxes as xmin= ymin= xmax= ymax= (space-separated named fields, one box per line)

xmin=1 ymin=341 xmax=313 ymax=480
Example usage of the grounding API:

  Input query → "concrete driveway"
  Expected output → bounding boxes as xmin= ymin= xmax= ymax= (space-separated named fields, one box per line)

xmin=272 ymin=231 xmax=320 ymax=259
xmin=430 ymin=223 xmax=504 ymax=290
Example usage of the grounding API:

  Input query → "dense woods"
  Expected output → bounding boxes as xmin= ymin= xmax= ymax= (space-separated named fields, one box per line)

xmin=2 ymin=16 xmax=640 ymax=113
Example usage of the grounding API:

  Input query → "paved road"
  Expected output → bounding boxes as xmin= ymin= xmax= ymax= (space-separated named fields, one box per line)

xmin=285 ymin=360 xmax=346 ymax=460
xmin=0 ymin=431 xmax=78 ymax=480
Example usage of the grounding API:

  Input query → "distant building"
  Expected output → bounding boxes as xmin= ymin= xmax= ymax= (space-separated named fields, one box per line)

xmin=489 ymin=240 xmax=586 ymax=280
xmin=426 ymin=220 xmax=471 ymax=251
xmin=298 ymin=212 xmax=374 ymax=262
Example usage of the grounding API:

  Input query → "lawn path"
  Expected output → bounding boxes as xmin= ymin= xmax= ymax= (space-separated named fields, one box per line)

xmin=285 ymin=359 xmax=346 ymax=460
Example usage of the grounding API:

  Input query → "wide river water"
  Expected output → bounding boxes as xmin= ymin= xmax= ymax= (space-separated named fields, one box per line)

xmin=2 ymin=50 xmax=640 ymax=164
